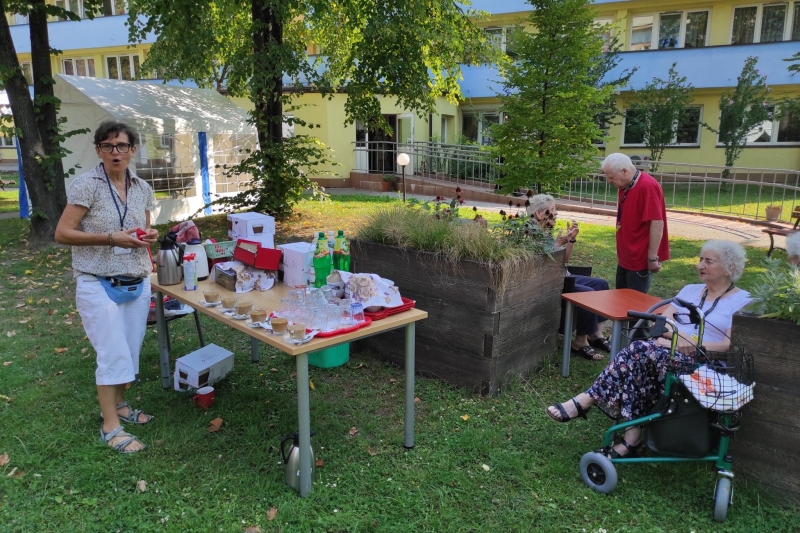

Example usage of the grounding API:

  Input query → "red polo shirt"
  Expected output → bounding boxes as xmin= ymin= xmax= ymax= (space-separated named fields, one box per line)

xmin=616 ymin=171 xmax=670 ymax=271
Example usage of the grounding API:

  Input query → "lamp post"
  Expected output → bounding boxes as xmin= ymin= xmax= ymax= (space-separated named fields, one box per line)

xmin=396 ymin=152 xmax=410 ymax=203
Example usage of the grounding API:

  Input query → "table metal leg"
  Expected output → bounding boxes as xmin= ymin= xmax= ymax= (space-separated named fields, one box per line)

xmin=561 ymin=301 xmax=574 ymax=377
xmin=251 ymin=337 xmax=260 ymax=362
xmin=610 ymin=320 xmax=623 ymax=358
xmin=295 ymin=352 xmax=312 ymax=497
xmin=404 ymin=322 xmax=416 ymax=449
xmin=155 ymin=291 xmax=172 ymax=389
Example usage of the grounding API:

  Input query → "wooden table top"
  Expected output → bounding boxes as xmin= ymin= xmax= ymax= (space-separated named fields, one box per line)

xmin=151 ymin=276 xmax=428 ymax=356
xmin=562 ymin=288 xmax=666 ymax=321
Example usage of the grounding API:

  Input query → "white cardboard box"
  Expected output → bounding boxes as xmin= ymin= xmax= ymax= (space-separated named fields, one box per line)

xmin=278 ymin=242 xmax=314 ymax=270
xmin=174 ymin=343 xmax=234 ymax=391
xmin=282 ymin=267 xmax=309 ymax=287
xmin=227 ymin=212 xmax=276 ymax=237
xmin=230 ymin=232 xmax=275 ymax=249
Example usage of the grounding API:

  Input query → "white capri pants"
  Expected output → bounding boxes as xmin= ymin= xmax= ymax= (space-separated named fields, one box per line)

xmin=75 ymin=274 xmax=152 ymax=386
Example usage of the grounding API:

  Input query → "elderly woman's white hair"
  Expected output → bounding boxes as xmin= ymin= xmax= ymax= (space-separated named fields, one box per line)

xmin=701 ymin=240 xmax=747 ymax=282
xmin=526 ymin=193 xmax=555 ymax=216
xmin=601 ymin=153 xmax=636 ymax=175
xmin=786 ymin=232 xmax=800 ymax=263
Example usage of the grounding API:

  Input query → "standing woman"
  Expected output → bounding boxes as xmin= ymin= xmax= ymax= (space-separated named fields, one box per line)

xmin=55 ymin=121 xmax=159 ymax=454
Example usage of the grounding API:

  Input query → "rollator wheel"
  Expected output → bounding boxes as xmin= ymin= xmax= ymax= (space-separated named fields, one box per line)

xmin=580 ymin=452 xmax=618 ymax=494
xmin=713 ymin=477 xmax=731 ymax=523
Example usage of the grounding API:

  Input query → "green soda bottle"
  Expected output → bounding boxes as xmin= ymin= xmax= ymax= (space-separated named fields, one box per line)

xmin=333 ymin=230 xmax=351 ymax=272
xmin=313 ymin=232 xmax=331 ymax=288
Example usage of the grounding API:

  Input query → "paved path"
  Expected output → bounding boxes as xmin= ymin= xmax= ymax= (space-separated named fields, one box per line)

xmin=327 ymin=188 xmax=775 ymax=249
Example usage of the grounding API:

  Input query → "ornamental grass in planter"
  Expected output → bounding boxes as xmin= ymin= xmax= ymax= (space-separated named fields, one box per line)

xmin=351 ymin=202 xmax=564 ymax=395
xmin=730 ymin=258 xmax=800 ymax=505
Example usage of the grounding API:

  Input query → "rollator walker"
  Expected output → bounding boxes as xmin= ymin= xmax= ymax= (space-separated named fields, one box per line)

xmin=579 ymin=297 xmax=754 ymax=523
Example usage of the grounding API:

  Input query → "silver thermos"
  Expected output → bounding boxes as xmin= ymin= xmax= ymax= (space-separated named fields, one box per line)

xmin=281 ymin=430 xmax=316 ymax=492
xmin=155 ymin=233 xmax=184 ymax=286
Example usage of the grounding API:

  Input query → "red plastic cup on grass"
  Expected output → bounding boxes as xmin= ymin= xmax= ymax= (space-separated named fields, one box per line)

xmin=192 ymin=386 xmax=215 ymax=409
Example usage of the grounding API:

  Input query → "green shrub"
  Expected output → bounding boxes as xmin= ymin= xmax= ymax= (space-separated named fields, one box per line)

xmin=746 ymin=257 xmax=800 ymax=324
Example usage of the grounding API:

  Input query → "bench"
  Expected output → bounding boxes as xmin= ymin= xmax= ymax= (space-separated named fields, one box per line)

xmin=762 ymin=206 xmax=800 ymax=256
xmin=0 ymin=178 xmax=15 ymax=190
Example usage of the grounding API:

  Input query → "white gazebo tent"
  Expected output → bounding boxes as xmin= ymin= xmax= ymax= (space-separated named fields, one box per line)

xmin=55 ymin=74 xmax=257 ymax=224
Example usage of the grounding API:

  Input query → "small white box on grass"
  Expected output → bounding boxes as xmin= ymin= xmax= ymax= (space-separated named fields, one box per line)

xmin=174 ymin=343 xmax=234 ymax=391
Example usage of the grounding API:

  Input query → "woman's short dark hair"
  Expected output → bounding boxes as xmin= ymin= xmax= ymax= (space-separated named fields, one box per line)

xmin=94 ymin=121 xmax=139 ymax=147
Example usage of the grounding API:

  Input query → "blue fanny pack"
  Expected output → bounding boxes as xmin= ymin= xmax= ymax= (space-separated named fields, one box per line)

xmin=97 ymin=276 xmax=144 ymax=304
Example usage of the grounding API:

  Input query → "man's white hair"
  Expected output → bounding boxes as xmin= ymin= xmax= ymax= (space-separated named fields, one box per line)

xmin=601 ymin=153 xmax=636 ymax=175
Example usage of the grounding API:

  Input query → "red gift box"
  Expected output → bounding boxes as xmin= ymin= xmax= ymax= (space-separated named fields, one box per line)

xmin=232 ymin=238 xmax=282 ymax=270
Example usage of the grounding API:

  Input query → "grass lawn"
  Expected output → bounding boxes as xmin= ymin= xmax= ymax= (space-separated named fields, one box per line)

xmin=0 ymin=191 xmax=20 ymax=214
xmin=0 ymin=196 xmax=796 ymax=532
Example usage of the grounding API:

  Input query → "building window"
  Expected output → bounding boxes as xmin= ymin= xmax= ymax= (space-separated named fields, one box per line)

xmin=20 ymin=62 xmax=33 ymax=85
xmin=12 ymin=13 xmax=29 ymax=25
xmin=462 ymin=111 xmax=503 ymax=146
xmin=106 ymin=54 xmax=140 ymax=80
xmin=484 ymin=26 xmax=521 ymax=56
xmin=62 ymin=58 xmax=95 ymax=77
xmin=595 ymin=18 xmax=614 ymax=52
xmin=55 ymin=0 xmax=83 ymax=20
xmin=282 ymin=115 xmax=295 ymax=139
xmin=623 ymin=107 xmax=702 ymax=146
xmin=745 ymin=106 xmax=800 ymax=144
xmin=0 ymin=135 xmax=16 ymax=147
xmin=731 ymin=3 xmax=800 ymax=44
xmin=630 ymin=10 xmax=709 ymax=50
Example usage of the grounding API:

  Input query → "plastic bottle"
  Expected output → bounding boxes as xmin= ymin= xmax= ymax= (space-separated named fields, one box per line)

xmin=183 ymin=253 xmax=197 ymax=291
xmin=327 ymin=230 xmax=335 ymax=259
xmin=333 ymin=230 xmax=351 ymax=272
xmin=312 ymin=232 xmax=331 ymax=288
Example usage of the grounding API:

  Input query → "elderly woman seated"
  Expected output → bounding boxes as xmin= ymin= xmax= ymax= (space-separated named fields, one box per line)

xmin=787 ymin=232 xmax=800 ymax=267
xmin=528 ymin=194 xmax=610 ymax=360
xmin=545 ymin=240 xmax=752 ymax=458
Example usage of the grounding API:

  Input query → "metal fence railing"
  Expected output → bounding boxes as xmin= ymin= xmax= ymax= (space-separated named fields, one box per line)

xmin=352 ymin=141 xmax=800 ymax=224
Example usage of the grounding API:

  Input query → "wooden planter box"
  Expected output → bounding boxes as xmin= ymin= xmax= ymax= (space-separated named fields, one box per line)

xmin=730 ymin=312 xmax=800 ymax=506
xmin=351 ymin=240 xmax=565 ymax=394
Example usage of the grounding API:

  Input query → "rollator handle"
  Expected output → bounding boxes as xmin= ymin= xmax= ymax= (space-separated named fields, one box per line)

xmin=674 ymin=297 xmax=704 ymax=325
xmin=627 ymin=310 xmax=659 ymax=321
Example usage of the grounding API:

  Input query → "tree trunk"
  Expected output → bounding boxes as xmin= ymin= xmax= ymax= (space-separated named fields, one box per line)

xmin=250 ymin=0 xmax=284 ymax=148
xmin=0 ymin=0 xmax=65 ymax=241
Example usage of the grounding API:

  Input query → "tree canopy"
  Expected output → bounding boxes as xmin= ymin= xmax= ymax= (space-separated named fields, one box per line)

xmin=492 ymin=0 xmax=616 ymax=193
xmin=128 ymin=0 xmax=493 ymax=217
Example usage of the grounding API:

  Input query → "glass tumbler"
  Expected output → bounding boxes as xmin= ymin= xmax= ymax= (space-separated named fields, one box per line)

xmin=278 ymin=298 xmax=296 ymax=319
xmin=338 ymin=298 xmax=353 ymax=326
xmin=322 ymin=304 xmax=340 ymax=331
xmin=288 ymin=286 xmax=306 ymax=305
xmin=350 ymin=301 xmax=365 ymax=324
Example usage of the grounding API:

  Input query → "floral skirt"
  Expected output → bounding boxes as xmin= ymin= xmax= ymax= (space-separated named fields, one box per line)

xmin=586 ymin=340 xmax=694 ymax=420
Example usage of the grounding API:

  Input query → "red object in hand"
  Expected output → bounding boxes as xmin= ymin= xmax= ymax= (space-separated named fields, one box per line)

xmin=135 ymin=228 xmax=155 ymax=272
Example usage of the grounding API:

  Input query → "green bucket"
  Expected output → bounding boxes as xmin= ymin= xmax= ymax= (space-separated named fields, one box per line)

xmin=308 ymin=343 xmax=350 ymax=369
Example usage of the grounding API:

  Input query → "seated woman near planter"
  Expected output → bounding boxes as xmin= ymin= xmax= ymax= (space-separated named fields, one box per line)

xmin=545 ymin=240 xmax=752 ymax=458
xmin=527 ymin=194 xmax=610 ymax=361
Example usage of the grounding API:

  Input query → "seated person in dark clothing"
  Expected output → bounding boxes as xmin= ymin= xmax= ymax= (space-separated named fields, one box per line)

xmin=528 ymin=194 xmax=610 ymax=360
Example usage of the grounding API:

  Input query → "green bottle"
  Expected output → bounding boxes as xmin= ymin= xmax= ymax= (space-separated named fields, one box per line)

xmin=333 ymin=230 xmax=350 ymax=272
xmin=313 ymin=232 xmax=331 ymax=288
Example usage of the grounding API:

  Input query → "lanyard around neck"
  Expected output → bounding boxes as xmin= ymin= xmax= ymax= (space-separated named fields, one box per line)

xmin=694 ymin=282 xmax=735 ymax=328
xmin=102 ymin=164 xmax=130 ymax=230
xmin=616 ymin=170 xmax=640 ymax=225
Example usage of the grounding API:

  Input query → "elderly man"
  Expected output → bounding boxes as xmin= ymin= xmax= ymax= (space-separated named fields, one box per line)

xmin=601 ymin=153 xmax=670 ymax=294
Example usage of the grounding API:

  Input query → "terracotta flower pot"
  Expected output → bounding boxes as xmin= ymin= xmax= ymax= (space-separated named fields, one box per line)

xmin=381 ymin=181 xmax=392 ymax=191
xmin=765 ymin=205 xmax=782 ymax=222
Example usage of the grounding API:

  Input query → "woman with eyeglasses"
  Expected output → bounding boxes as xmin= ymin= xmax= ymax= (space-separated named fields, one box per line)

xmin=528 ymin=194 xmax=611 ymax=361
xmin=545 ymin=240 xmax=751 ymax=459
xmin=55 ymin=121 xmax=159 ymax=454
